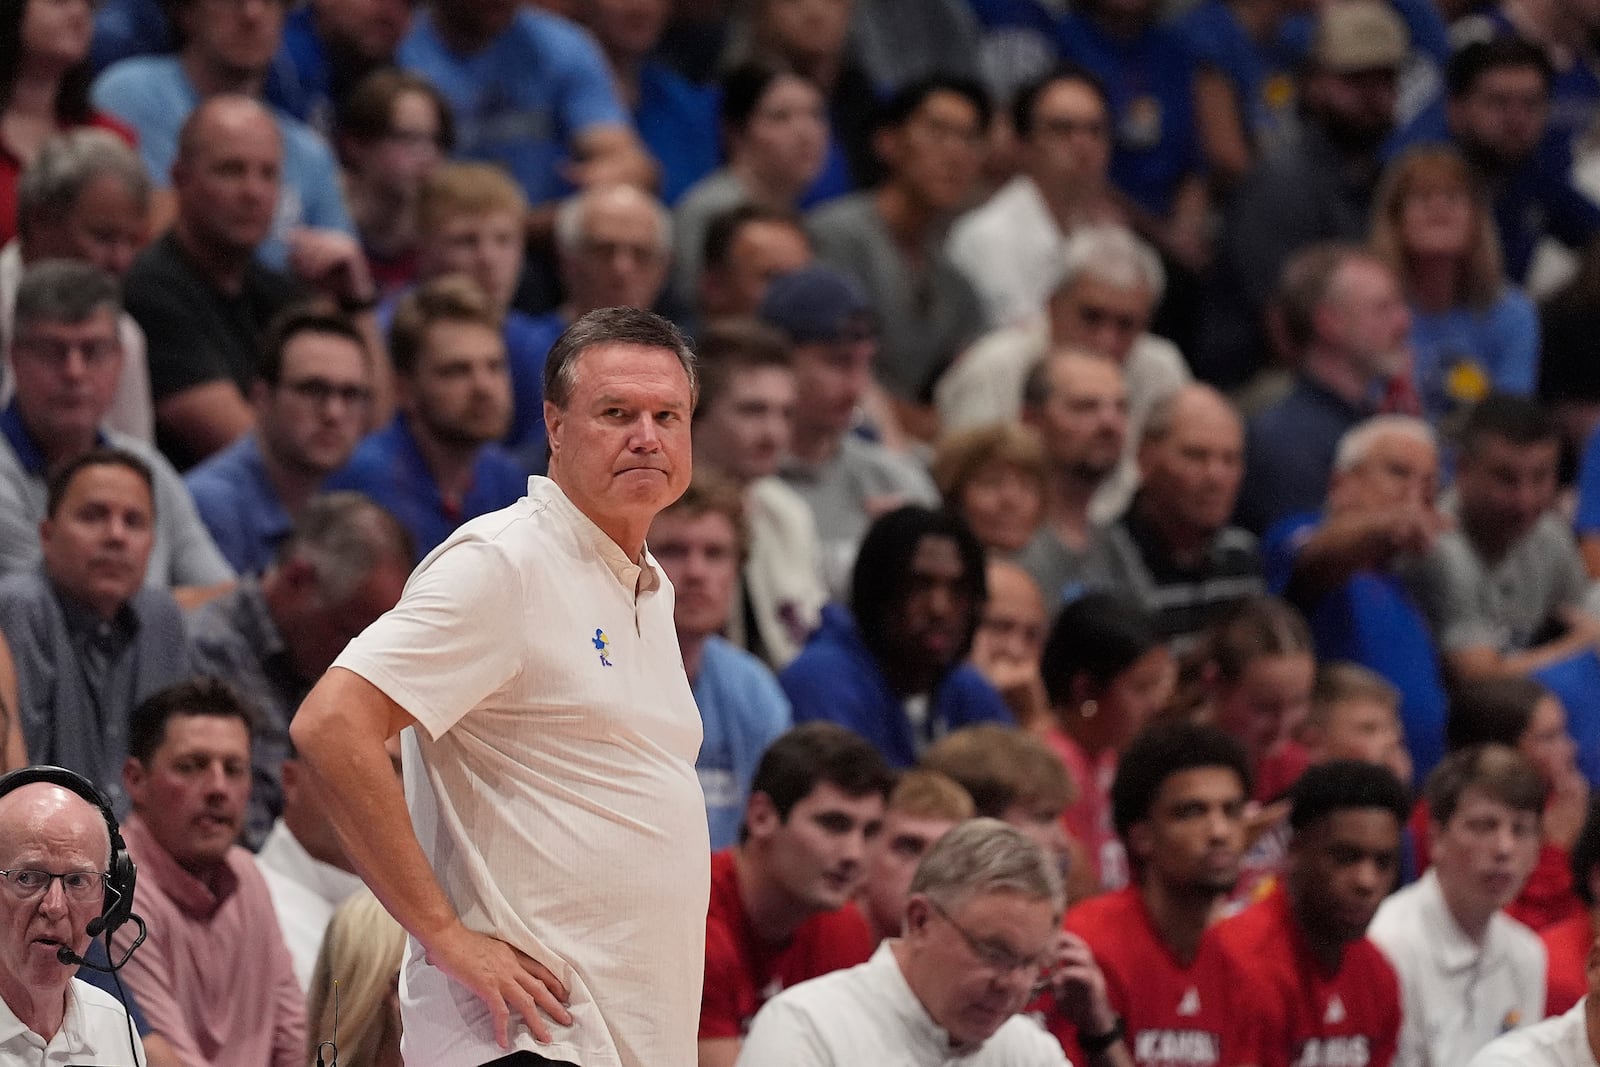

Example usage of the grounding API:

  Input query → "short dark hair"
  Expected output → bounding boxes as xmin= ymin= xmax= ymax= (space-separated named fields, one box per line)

xmin=1011 ymin=64 xmax=1109 ymax=139
xmin=336 ymin=68 xmax=456 ymax=154
xmin=45 ymin=448 xmax=154 ymax=518
xmin=543 ymin=306 xmax=698 ymax=410
xmin=127 ymin=677 xmax=257 ymax=766
xmin=1446 ymin=36 xmax=1553 ymax=99
xmin=877 ymin=75 xmax=993 ymax=133
xmin=702 ymin=202 xmax=809 ymax=273
xmin=744 ymin=723 xmax=894 ymax=839
xmin=1458 ymin=393 xmax=1558 ymax=459
xmin=1571 ymin=796 xmax=1600 ymax=908
xmin=850 ymin=506 xmax=988 ymax=670
xmin=259 ymin=302 xmax=369 ymax=386
xmin=1445 ymin=676 xmax=1549 ymax=752
xmin=719 ymin=60 xmax=815 ymax=136
xmin=1288 ymin=759 xmax=1411 ymax=834
xmin=692 ymin=317 xmax=792 ymax=417
xmin=1041 ymin=592 xmax=1161 ymax=707
xmin=388 ymin=275 xmax=501 ymax=377
xmin=1425 ymin=744 xmax=1545 ymax=825
xmin=1111 ymin=721 xmax=1253 ymax=841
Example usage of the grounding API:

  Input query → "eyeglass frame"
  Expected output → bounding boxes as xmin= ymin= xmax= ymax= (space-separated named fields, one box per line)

xmin=0 ymin=867 xmax=108 ymax=902
xmin=926 ymin=896 xmax=1057 ymax=996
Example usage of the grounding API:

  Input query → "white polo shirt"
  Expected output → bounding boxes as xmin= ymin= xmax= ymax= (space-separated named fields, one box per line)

xmin=334 ymin=476 xmax=710 ymax=1067
xmin=1368 ymin=869 xmax=1546 ymax=1067
xmin=0 ymin=979 xmax=146 ymax=1066
xmin=1467 ymin=999 xmax=1600 ymax=1067
xmin=735 ymin=942 xmax=1071 ymax=1067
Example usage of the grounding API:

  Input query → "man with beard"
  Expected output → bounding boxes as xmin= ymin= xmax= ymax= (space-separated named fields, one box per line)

xmin=1216 ymin=760 xmax=1410 ymax=1067
xmin=1015 ymin=349 xmax=1126 ymax=612
xmin=1041 ymin=720 xmax=1256 ymax=1067
xmin=698 ymin=723 xmax=893 ymax=1067
xmin=327 ymin=275 xmax=522 ymax=558
xmin=780 ymin=507 xmax=1012 ymax=767
xmin=1237 ymin=245 xmax=1414 ymax=536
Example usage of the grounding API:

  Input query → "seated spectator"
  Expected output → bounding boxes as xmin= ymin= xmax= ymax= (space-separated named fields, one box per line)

xmin=1039 ymin=720 xmax=1256 ymax=1064
xmin=765 ymin=267 xmax=938 ymax=595
xmin=1407 ymin=395 xmax=1599 ymax=681
xmin=851 ymin=0 xmax=984 ymax=95
xmin=270 ymin=0 xmax=413 ymax=133
xmin=780 ymin=507 xmax=1012 ymax=767
xmin=1216 ymin=760 xmax=1410 ymax=1067
xmin=1039 ymin=591 xmax=1175 ymax=895
xmin=856 ymin=768 xmax=974 ymax=944
xmin=303 ymin=890 xmax=405 ymax=1067
xmin=114 ymin=677 xmax=306 ymax=1065
xmin=1100 ymin=385 xmax=1264 ymax=648
xmin=0 ymin=259 xmax=232 ymax=589
xmin=185 ymin=305 xmax=374 ymax=575
xmin=90 ymin=0 xmax=354 ymax=267
xmin=187 ymin=492 xmax=411 ymax=845
xmin=699 ymin=722 xmax=893 ymax=1067
xmin=649 ymin=474 xmax=793 ymax=850
xmin=0 ymin=0 xmax=134 ymax=244
xmin=1469 ymin=931 xmax=1600 ymax=1066
xmin=736 ymin=819 xmax=1082 ymax=1066
xmin=396 ymin=0 xmax=652 ymax=216
xmin=672 ymin=64 xmax=829 ymax=307
xmin=550 ymin=181 xmax=673 ymax=343
xmin=1303 ymin=663 xmax=1413 ymax=784
xmin=333 ymin=69 xmax=451 ymax=300
xmin=574 ymin=0 xmax=717 ymax=205
xmin=947 ymin=65 xmax=1121 ymax=327
xmin=691 ymin=320 xmax=827 ymax=668
xmin=931 ymin=423 xmax=1046 ymax=558
xmin=920 ymin=723 xmax=1075 ymax=878
xmin=1266 ymin=415 xmax=1451 ymax=780
xmin=938 ymin=224 xmax=1191 ymax=524
xmin=695 ymin=205 xmax=814 ymax=328
xmin=1238 ymin=244 xmax=1413 ymax=535
xmin=1541 ymin=799 xmax=1600 ymax=1017
xmin=1013 ymin=350 xmax=1125 ymax=608
xmin=0 ymin=768 xmax=146 ymax=1062
xmin=121 ymin=96 xmax=380 ymax=469
xmin=967 ymin=560 xmax=1051 ymax=729
xmin=809 ymin=77 xmax=991 ymax=431
xmin=1370 ymin=146 xmax=1539 ymax=426
xmin=0 ymin=449 xmax=190 ymax=812
xmin=1370 ymin=745 xmax=1547 ymax=1067
xmin=4 ymin=128 xmax=153 ymax=442
xmin=1202 ymin=0 xmax=1407 ymax=389
xmin=327 ymin=275 xmax=523 ymax=559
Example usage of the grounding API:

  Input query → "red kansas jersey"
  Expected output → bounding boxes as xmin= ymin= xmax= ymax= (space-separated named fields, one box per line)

xmin=1215 ymin=886 xmax=1400 ymax=1067
xmin=1044 ymin=887 xmax=1257 ymax=1067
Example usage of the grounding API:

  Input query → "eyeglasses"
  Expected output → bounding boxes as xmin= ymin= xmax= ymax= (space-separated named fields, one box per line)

xmin=0 ymin=868 xmax=106 ymax=902
xmin=11 ymin=338 xmax=121 ymax=369
xmin=928 ymin=898 xmax=1052 ymax=987
xmin=281 ymin=378 xmax=373 ymax=408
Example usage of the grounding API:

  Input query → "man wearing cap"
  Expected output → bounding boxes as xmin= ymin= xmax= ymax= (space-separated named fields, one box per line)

xmin=1200 ymin=0 xmax=1410 ymax=389
xmin=763 ymin=266 xmax=939 ymax=599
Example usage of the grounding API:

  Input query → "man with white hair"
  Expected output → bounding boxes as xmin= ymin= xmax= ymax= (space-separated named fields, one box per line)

xmin=554 ymin=183 xmax=673 ymax=325
xmin=1263 ymin=413 xmax=1451 ymax=780
xmin=936 ymin=224 xmax=1190 ymax=521
xmin=736 ymin=818 xmax=1117 ymax=1066
xmin=1237 ymin=243 xmax=1413 ymax=535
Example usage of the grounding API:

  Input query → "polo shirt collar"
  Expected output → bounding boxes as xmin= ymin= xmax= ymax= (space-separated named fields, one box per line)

xmin=1293 ymin=372 xmax=1376 ymax=420
xmin=0 ymin=401 xmax=109 ymax=477
xmin=527 ymin=475 xmax=662 ymax=594
xmin=124 ymin=812 xmax=240 ymax=922
xmin=0 ymin=978 xmax=90 ymax=1053
xmin=869 ymin=942 xmax=988 ymax=1060
xmin=1415 ymin=869 xmax=1501 ymax=974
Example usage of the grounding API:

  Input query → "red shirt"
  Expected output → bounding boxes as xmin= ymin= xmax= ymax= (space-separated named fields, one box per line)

xmin=1540 ymin=910 xmax=1592 ymax=1017
xmin=0 ymin=113 xmax=136 ymax=244
xmin=1046 ymin=729 xmax=1127 ymax=892
xmin=699 ymin=848 xmax=875 ymax=1039
xmin=1045 ymin=886 xmax=1256 ymax=1067
xmin=1214 ymin=886 xmax=1401 ymax=1067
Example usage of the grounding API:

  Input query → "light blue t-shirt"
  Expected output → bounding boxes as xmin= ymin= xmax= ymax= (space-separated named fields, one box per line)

xmin=90 ymin=56 xmax=354 ymax=270
xmin=398 ymin=8 xmax=627 ymax=207
xmin=692 ymin=636 xmax=792 ymax=850
xmin=1407 ymin=286 xmax=1539 ymax=426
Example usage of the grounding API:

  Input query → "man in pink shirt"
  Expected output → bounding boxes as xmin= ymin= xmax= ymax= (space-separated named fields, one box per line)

xmin=113 ymin=677 xmax=305 ymax=1066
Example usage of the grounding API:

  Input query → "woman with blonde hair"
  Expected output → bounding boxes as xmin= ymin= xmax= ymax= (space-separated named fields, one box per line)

xmin=306 ymin=891 xmax=406 ymax=1067
xmin=931 ymin=422 xmax=1047 ymax=556
xmin=1370 ymin=145 xmax=1538 ymax=425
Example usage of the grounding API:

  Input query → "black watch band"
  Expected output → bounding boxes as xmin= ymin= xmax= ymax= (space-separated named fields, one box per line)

xmin=1079 ymin=1015 xmax=1125 ymax=1056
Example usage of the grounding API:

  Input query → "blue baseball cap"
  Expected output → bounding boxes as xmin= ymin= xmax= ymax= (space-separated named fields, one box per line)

xmin=758 ymin=265 xmax=875 ymax=345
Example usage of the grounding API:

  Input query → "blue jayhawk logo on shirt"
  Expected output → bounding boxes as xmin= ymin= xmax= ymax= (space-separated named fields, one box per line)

xmin=592 ymin=628 xmax=613 ymax=667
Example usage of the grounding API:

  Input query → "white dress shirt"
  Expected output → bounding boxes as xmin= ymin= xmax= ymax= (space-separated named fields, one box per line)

xmin=1468 ymin=999 xmax=1599 ymax=1067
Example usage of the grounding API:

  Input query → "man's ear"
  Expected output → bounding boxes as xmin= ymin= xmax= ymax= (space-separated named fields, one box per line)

xmin=903 ymin=894 xmax=933 ymax=939
xmin=122 ymin=757 xmax=146 ymax=807
xmin=37 ymin=516 xmax=53 ymax=551
xmin=544 ymin=400 xmax=564 ymax=459
xmin=744 ymin=790 xmax=780 ymax=842
xmin=1126 ymin=820 xmax=1154 ymax=866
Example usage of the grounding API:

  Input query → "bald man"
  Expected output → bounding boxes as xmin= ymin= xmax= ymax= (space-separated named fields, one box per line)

xmin=0 ymin=777 xmax=145 ymax=1063
xmin=554 ymin=184 xmax=672 ymax=324
xmin=971 ymin=560 xmax=1050 ymax=727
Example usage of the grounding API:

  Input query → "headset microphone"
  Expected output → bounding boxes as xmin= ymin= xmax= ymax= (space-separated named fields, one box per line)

xmin=55 ymin=913 xmax=147 ymax=971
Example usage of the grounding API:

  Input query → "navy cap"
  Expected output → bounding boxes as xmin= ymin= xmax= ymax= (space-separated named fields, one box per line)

xmin=758 ymin=265 xmax=874 ymax=344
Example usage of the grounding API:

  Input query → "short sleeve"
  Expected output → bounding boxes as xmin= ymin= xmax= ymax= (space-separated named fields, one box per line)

xmin=1406 ymin=537 xmax=1500 ymax=653
xmin=125 ymin=279 xmax=229 ymax=400
xmin=1486 ymin=289 xmax=1540 ymax=396
xmin=292 ymin=126 xmax=355 ymax=234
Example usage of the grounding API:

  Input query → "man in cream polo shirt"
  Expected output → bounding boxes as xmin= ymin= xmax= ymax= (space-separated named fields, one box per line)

xmin=291 ymin=307 xmax=708 ymax=1067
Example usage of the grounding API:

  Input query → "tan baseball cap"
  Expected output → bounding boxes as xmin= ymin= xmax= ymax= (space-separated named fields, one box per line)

xmin=1311 ymin=0 xmax=1410 ymax=72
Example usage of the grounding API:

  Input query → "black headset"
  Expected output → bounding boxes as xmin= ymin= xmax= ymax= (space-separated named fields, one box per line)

xmin=0 ymin=765 xmax=137 ymax=938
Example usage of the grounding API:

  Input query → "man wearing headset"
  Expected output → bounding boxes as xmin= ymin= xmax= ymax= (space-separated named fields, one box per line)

xmin=0 ymin=768 xmax=146 ymax=1064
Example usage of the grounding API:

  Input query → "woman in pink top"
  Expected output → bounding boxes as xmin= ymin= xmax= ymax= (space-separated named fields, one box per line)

xmin=1040 ymin=592 xmax=1174 ymax=899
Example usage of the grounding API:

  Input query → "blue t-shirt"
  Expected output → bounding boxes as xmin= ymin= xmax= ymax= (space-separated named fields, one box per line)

xmin=636 ymin=62 xmax=719 ymax=206
xmin=89 ymin=56 xmax=354 ymax=270
xmin=185 ymin=433 xmax=295 ymax=577
xmin=1171 ymin=0 xmax=1299 ymax=145
xmin=1571 ymin=422 xmax=1600 ymax=535
xmin=693 ymin=636 xmax=793 ymax=850
xmin=1264 ymin=512 xmax=1450 ymax=781
xmin=966 ymin=0 xmax=1062 ymax=102
xmin=268 ymin=4 xmax=335 ymax=135
xmin=1408 ymin=288 xmax=1539 ymax=425
xmin=779 ymin=603 xmax=1014 ymax=768
xmin=324 ymin=416 xmax=526 ymax=559
xmin=398 ymin=8 xmax=627 ymax=206
xmin=1057 ymin=12 xmax=1203 ymax=218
